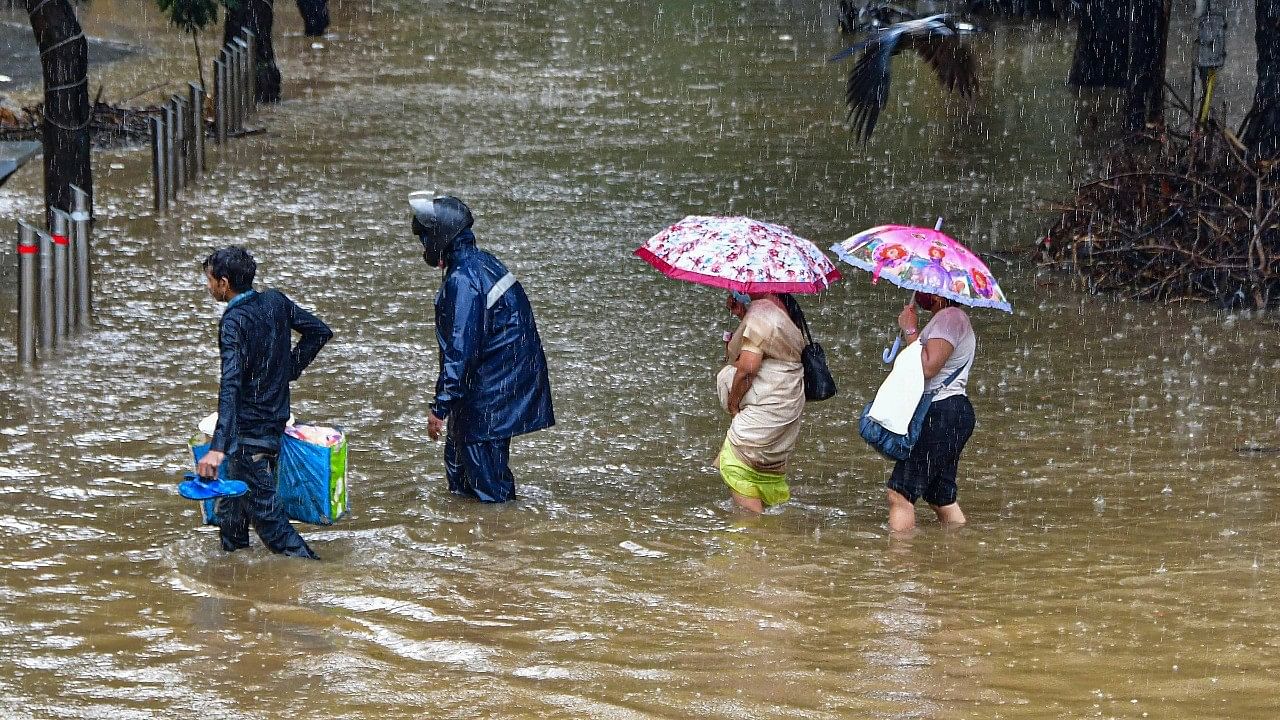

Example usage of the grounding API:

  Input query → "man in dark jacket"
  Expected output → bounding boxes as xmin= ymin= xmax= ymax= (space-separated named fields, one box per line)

xmin=196 ymin=246 xmax=332 ymax=558
xmin=410 ymin=193 xmax=554 ymax=502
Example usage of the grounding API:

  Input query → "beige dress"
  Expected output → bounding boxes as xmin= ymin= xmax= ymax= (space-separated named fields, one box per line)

xmin=716 ymin=299 xmax=806 ymax=473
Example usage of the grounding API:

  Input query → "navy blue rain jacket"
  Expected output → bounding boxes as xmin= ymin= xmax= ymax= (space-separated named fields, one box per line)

xmin=431 ymin=230 xmax=554 ymax=443
xmin=210 ymin=289 xmax=333 ymax=453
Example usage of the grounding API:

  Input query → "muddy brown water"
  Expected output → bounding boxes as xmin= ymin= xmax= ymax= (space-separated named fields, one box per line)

xmin=0 ymin=1 xmax=1277 ymax=718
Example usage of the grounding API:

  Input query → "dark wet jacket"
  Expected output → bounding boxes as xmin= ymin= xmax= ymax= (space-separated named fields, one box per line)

xmin=210 ymin=289 xmax=333 ymax=453
xmin=432 ymin=230 xmax=554 ymax=443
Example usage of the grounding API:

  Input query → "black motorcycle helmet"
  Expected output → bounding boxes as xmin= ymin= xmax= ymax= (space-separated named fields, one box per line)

xmin=408 ymin=192 xmax=474 ymax=267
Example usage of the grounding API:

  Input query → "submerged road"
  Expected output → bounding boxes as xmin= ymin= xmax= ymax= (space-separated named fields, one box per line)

xmin=0 ymin=20 xmax=134 ymax=90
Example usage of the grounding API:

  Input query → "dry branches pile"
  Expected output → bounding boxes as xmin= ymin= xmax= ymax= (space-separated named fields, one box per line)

xmin=1036 ymin=124 xmax=1279 ymax=310
xmin=0 ymin=97 xmax=161 ymax=147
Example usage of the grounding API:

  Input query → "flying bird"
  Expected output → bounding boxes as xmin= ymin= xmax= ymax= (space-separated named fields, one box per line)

xmin=837 ymin=0 xmax=917 ymax=34
xmin=830 ymin=13 xmax=980 ymax=142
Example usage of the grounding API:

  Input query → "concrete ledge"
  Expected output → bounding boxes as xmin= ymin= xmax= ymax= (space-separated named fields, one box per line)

xmin=0 ymin=140 xmax=40 ymax=187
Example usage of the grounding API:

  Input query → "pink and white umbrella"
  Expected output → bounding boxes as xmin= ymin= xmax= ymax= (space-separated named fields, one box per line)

xmin=635 ymin=215 xmax=842 ymax=294
xmin=831 ymin=223 xmax=1012 ymax=312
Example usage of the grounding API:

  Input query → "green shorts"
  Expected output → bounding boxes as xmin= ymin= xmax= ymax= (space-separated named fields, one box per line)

xmin=718 ymin=440 xmax=790 ymax=506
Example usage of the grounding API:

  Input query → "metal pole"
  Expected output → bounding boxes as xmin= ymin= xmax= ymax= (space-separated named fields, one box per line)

xmin=229 ymin=41 xmax=240 ymax=130
xmin=226 ymin=45 xmax=239 ymax=134
xmin=53 ymin=209 xmax=78 ymax=332
xmin=173 ymin=95 xmax=187 ymax=194
xmin=38 ymin=227 xmax=54 ymax=350
xmin=164 ymin=100 xmax=177 ymax=201
xmin=236 ymin=40 xmax=248 ymax=127
xmin=17 ymin=222 xmax=38 ymax=366
xmin=151 ymin=115 xmax=167 ymax=214
xmin=234 ymin=37 xmax=251 ymax=124
xmin=243 ymin=29 xmax=257 ymax=115
xmin=214 ymin=57 xmax=227 ymax=145
xmin=70 ymin=184 xmax=91 ymax=328
xmin=189 ymin=82 xmax=205 ymax=178
xmin=51 ymin=218 xmax=69 ymax=342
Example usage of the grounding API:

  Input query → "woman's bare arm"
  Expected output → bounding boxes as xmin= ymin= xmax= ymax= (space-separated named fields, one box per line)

xmin=920 ymin=337 xmax=954 ymax=380
xmin=727 ymin=348 xmax=762 ymax=415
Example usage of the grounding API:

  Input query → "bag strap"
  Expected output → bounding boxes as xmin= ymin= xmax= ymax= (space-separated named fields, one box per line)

xmin=780 ymin=294 xmax=817 ymax=345
xmin=934 ymin=357 xmax=970 ymax=391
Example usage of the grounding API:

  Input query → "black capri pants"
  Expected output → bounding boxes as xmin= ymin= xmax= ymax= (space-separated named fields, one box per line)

xmin=887 ymin=394 xmax=976 ymax=506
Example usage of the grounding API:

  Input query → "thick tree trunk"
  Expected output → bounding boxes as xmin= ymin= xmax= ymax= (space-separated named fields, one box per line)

xmin=1125 ymin=0 xmax=1171 ymax=132
xmin=24 ymin=0 xmax=91 ymax=221
xmin=1069 ymin=0 xmax=1131 ymax=88
xmin=296 ymin=0 xmax=329 ymax=37
xmin=225 ymin=0 xmax=281 ymax=103
xmin=1241 ymin=0 xmax=1280 ymax=159
xmin=971 ymin=0 xmax=1066 ymax=18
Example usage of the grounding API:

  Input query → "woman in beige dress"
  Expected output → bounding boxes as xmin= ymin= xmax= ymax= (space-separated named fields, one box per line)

xmin=716 ymin=291 xmax=807 ymax=512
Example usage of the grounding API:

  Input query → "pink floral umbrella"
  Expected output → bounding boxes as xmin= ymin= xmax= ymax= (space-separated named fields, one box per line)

xmin=831 ymin=223 xmax=1012 ymax=312
xmin=635 ymin=215 xmax=842 ymax=294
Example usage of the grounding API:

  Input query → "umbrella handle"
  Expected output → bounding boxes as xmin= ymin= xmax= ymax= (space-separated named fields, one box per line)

xmin=882 ymin=335 xmax=903 ymax=364
xmin=934 ymin=216 xmax=944 ymax=231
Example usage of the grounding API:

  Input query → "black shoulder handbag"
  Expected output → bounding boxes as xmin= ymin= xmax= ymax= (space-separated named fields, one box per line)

xmin=780 ymin=295 xmax=837 ymax=402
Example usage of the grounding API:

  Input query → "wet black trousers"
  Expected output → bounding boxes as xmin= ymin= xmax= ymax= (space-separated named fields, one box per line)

xmin=218 ymin=449 xmax=318 ymax=559
xmin=887 ymin=395 xmax=976 ymax=506
xmin=444 ymin=432 xmax=516 ymax=503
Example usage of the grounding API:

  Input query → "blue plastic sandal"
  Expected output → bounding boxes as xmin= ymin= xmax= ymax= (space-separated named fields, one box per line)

xmin=178 ymin=472 xmax=248 ymax=500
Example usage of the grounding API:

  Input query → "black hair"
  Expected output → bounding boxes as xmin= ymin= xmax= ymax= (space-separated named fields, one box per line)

xmin=778 ymin=292 xmax=812 ymax=339
xmin=202 ymin=246 xmax=257 ymax=292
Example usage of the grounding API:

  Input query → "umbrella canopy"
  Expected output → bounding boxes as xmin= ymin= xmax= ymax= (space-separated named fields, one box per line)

xmin=831 ymin=224 xmax=1012 ymax=312
xmin=635 ymin=215 xmax=842 ymax=294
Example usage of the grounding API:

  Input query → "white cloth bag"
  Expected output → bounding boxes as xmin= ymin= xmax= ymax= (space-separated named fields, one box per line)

xmin=867 ymin=340 xmax=925 ymax=435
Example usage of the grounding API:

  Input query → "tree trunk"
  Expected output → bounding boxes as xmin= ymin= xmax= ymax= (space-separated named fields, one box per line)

xmin=1241 ymin=0 xmax=1280 ymax=159
xmin=1068 ymin=0 xmax=1131 ymax=88
xmin=971 ymin=0 xmax=1066 ymax=19
xmin=296 ymin=0 xmax=329 ymax=37
xmin=224 ymin=0 xmax=281 ymax=103
xmin=1125 ymin=0 xmax=1172 ymax=132
xmin=24 ymin=0 xmax=91 ymax=221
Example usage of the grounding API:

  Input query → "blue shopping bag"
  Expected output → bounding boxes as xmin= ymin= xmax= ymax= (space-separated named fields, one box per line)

xmin=189 ymin=428 xmax=349 ymax=526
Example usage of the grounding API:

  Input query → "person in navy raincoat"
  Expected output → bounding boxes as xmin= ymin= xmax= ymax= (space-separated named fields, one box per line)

xmin=196 ymin=246 xmax=332 ymax=558
xmin=409 ymin=193 xmax=554 ymax=502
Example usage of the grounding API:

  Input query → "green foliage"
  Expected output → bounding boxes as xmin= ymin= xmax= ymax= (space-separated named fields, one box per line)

xmin=155 ymin=0 xmax=220 ymax=35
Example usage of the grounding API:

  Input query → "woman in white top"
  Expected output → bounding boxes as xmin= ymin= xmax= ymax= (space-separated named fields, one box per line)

xmin=886 ymin=291 xmax=976 ymax=532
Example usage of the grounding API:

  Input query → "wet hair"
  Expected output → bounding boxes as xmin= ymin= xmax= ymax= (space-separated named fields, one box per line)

xmin=914 ymin=291 xmax=952 ymax=311
xmin=202 ymin=246 xmax=257 ymax=292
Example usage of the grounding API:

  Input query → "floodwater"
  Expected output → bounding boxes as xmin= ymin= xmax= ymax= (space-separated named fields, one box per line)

xmin=1 ymin=1 xmax=1278 ymax=717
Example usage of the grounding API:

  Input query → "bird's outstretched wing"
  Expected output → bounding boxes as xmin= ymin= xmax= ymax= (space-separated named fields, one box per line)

xmin=839 ymin=26 xmax=908 ymax=141
xmin=909 ymin=32 xmax=979 ymax=98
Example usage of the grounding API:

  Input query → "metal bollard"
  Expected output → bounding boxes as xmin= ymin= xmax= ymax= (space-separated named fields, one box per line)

xmin=17 ymin=222 xmax=38 ymax=366
xmin=234 ymin=37 xmax=251 ymax=125
xmin=150 ymin=115 xmax=168 ymax=214
xmin=173 ymin=96 xmax=187 ymax=194
xmin=53 ymin=209 xmax=78 ymax=332
xmin=236 ymin=39 xmax=248 ymax=126
xmin=214 ymin=58 xmax=227 ymax=145
xmin=51 ymin=218 xmax=69 ymax=341
xmin=243 ymin=29 xmax=257 ymax=114
xmin=226 ymin=45 xmax=239 ymax=134
xmin=70 ymin=184 xmax=91 ymax=327
xmin=188 ymin=82 xmax=205 ymax=178
xmin=229 ymin=45 xmax=241 ymax=134
xmin=164 ymin=100 xmax=177 ymax=201
xmin=38 ymin=226 xmax=54 ymax=349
